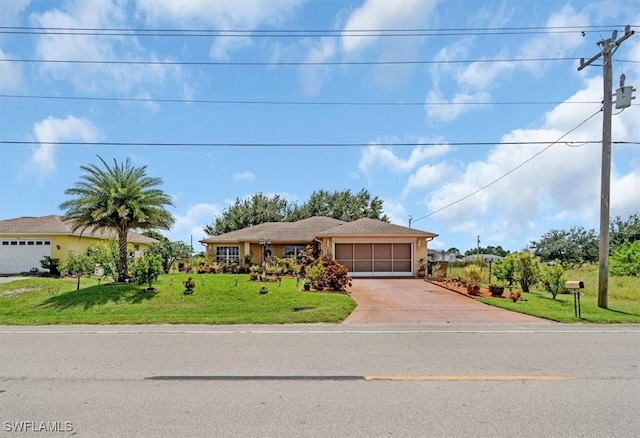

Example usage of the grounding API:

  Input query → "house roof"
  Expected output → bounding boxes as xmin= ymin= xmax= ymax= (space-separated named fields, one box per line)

xmin=0 ymin=215 xmax=158 ymax=244
xmin=316 ymin=217 xmax=437 ymax=238
xmin=200 ymin=216 xmax=345 ymax=244
xmin=201 ymin=216 xmax=437 ymax=244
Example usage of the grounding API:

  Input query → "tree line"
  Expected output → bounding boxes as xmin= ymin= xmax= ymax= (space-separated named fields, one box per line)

xmin=203 ymin=189 xmax=389 ymax=236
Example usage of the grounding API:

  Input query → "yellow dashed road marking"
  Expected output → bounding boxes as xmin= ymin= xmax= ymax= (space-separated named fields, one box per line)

xmin=365 ymin=375 xmax=574 ymax=381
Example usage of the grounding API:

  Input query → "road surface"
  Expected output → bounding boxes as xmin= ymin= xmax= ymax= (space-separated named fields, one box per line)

xmin=1 ymin=324 xmax=639 ymax=437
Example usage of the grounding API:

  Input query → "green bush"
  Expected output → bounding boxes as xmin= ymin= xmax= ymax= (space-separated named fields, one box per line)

xmin=609 ymin=241 xmax=640 ymax=276
xmin=540 ymin=260 xmax=566 ymax=299
xmin=132 ymin=255 xmax=163 ymax=290
xmin=512 ymin=251 xmax=543 ymax=292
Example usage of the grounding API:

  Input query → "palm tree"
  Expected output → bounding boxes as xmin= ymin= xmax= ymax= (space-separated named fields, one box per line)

xmin=59 ymin=156 xmax=175 ymax=282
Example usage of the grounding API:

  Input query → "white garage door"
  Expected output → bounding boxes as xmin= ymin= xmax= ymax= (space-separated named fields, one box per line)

xmin=0 ymin=239 xmax=52 ymax=274
xmin=335 ymin=243 xmax=413 ymax=277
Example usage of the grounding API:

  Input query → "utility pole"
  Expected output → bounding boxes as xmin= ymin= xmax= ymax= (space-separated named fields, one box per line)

xmin=578 ymin=26 xmax=635 ymax=309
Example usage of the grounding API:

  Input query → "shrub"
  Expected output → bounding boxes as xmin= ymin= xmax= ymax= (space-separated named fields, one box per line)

xmin=318 ymin=256 xmax=352 ymax=291
xmin=609 ymin=241 xmax=640 ymax=276
xmin=512 ymin=252 xmax=543 ymax=292
xmin=132 ymin=254 xmax=163 ymax=290
xmin=40 ymin=256 xmax=60 ymax=277
xmin=464 ymin=264 xmax=483 ymax=287
xmin=540 ymin=260 xmax=566 ymax=299
xmin=493 ymin=257 xmax=516 ymax=288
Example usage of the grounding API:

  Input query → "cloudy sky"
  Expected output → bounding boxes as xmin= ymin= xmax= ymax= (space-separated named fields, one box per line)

xmin=0 ymin=0 xmax=638 ymax=254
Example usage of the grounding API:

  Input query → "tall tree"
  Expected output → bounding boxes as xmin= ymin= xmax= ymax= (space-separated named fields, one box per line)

xmin=59 ymin=156 xmax=174 ymax=282
xmin=290 ymin=189 xmax=389 ymax=222
xmin=530 ymin=226 xmax=597 ymax=266
xmin=204 ymin=193 xmax=290 ymax=236
xmin=610 ymin=214 xmax=640 ymax=248
xmin=147 ymin=240 xmax=193 ymax=274
xmin=204 ymin=189 xmax=389 ymax=236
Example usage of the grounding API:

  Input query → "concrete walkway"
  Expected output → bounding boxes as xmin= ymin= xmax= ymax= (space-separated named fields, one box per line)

xmin=345 ymin=278 xmax=550 ymax=324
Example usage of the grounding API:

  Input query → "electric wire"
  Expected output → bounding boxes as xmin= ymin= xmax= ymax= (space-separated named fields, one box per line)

xmin=0 ymin=24 xmax=634 ymax=38
xmin=1 ymin=57 xmax=584 ymax=66
xmin=0 ymin=94 xmax=602 ymax=107
xmin=409 ymin=109 xmax=606 ymax=224
xmin=1 ymin=140 xmax=627 ymax=147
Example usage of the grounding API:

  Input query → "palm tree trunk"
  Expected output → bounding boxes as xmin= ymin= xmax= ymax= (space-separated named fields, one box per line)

xmin=118 ymin=226 xmax=129 ymax=282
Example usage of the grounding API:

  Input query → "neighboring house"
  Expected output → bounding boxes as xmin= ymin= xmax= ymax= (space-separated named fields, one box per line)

xmin=0 ymin=215 xmax=157 ymax=274
xmin=427 ymin=249 xmax=459 ymax=263
xmin=200 ymin=216 xmax=437 ymax=278
xmin=462 ymin=253 xmax=505 ymax=263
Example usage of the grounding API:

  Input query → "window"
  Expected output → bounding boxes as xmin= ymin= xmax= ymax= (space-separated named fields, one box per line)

xmin=283 ymin=245 xmax=307 ymax=259
xmin=1 ymin=241 xmax=8 ymax=246
xmin=36 ymin=241 xmax=43 ymax=245
xmin=27 ymin=241 xmax=35 ymax=245
xmin=44 ymin=241 xmax=51 ymax=245
xmin=216 ymin=246 xmax=239 ymax=264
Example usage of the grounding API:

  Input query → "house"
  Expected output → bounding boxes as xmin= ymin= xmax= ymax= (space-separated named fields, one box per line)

xmin=427 ymin=249 xmax=459 ymax=263
xmin=462 ymin=253 xmax=505 ymax=263
xmin=200 ymin=216 xmax=437 ymax=277
xmin=0 ymin=215 xmax=157 ymax=274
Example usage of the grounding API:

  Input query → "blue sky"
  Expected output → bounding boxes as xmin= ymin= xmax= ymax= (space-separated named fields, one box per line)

xmin=1 ymin=0 xmax=638 ymax=254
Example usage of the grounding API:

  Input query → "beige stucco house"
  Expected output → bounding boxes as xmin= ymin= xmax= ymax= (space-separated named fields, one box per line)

xmin=0 ymin=215 xmax=157 ymax=274
xmin=200 ymin=216 xmax=437 ymax=277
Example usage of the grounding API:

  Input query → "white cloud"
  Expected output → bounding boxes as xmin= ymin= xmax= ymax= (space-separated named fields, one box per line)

xmin=299 ymin=37 xmax=336 ymax=95
xmin=419 ymin=70 xmax=639 ymax=244
xmin=171 ymin=203 xmax=221 ymax=243
xmin=611 ymin=166 xmax=640 ymax=217
xmin=233 ymin=171 xmax=256 ymax=182
xmin=380 ymin=197 xmax=407 ymax=227
xmin=359 ymin=142 xmax=450 ymax=174
xmin=0 ymin=0 xmax=30 ymax=91
xmin=0 ymin=48 xmax=23 ymax=91
xmin=426 ymin=90 xmax=491 ymax=122
xmin=136 ymin=0 xmax=306 ymax=60
xmin=426 ymin=4 xmax=591 ymax=123
xmin=32 ymin=0 xmax=181 ymax=94
xmin=403 ymin=163 xmax=456 ymax=196
xmin=340 ymin=0 xmax=438 ymax=54
xmin=30 ymin=115 xmax=99 ymax=175
xmin=0 ymin=0 xmax=30 ymax=26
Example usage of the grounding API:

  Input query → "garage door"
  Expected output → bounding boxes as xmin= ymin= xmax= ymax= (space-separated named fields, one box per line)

xmin=335 ymin=243 xmax=412 ymax=277
xmin=0 ymin=239 xmax=51 ymax=274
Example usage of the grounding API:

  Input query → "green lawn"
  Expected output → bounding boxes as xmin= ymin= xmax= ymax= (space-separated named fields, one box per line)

xmin=475 ymin=265 xmax=640 ymax=323
xmin=0 ymin=274 xmax=356 ymax=325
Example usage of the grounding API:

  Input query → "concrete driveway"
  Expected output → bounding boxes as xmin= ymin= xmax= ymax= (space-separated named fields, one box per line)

xmin=345 ymin=278 xmax=549 ymax=324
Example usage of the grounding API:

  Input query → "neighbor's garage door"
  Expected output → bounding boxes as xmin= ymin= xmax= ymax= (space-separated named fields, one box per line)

xmin=0 ymin=239 xmax=51 ymax=274
xmin=335 ymin=243 xmax=412 ymax=277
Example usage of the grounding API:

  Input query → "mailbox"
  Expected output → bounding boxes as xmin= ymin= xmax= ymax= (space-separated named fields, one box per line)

xmin=565 ymin=280 xmax=584 ymax=290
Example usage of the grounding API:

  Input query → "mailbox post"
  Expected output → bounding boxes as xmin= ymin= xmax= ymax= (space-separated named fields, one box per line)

xmin=565 ymin=281 xmax=585 ymax=318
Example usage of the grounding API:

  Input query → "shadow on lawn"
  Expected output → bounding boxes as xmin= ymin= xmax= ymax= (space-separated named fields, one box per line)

xmin=40 ymin=283 xmax=157 ymax=310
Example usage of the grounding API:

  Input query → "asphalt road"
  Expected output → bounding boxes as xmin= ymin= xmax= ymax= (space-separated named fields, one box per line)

xmin=1 ymin=324 xmax=639 ymax=437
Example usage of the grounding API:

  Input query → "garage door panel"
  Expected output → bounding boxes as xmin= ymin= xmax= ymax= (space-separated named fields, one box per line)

xmin=0 ymin=239 xmax=52 ymax=274
xmin=393 ymin=244 xmax=411 ymax=258
xmin=335 ymin=242 xmax=413 ymax=277
xmin=335 ymin=244 xmax=353 ymax=259
xmin=354 ymin=244 xmax=371 ymax=258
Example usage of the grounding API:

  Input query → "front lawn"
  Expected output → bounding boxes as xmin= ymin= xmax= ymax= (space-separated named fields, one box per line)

xmin=0 ymin=274 xmax=356 ymax=325
xmin=476 ymin=266 xmax=640 ymax=323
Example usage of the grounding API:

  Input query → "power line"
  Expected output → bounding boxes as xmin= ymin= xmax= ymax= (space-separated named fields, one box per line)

xmin=410 ymin=109 xmax=607 ymax=224
xmin=0 ymin=24 xmax=633 ymax=38
xmin=0 ymin=94 xmax=602 ymax=107
xmin=1 ymin=57 xmax=584 ymax=66
xmin=1 ymin=140 xmax=626 ymax=148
